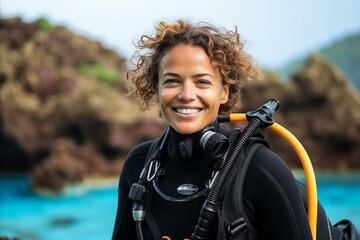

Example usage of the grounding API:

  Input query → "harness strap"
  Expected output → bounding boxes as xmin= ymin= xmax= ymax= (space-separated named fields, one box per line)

xmin=145 ymin=138 xmax=163 ymax=240
xmin=145 ymin=211 xmax=163 ymax=240
xmin=221 ymin=139 xmax=266 ymax=238
xmin=232 ymin=142 xmax=263 ymax=233
xmin=130 ymin=137 xmax=163 ymax=240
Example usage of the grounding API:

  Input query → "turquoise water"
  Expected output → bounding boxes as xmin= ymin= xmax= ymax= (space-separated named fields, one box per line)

xmin=0 ymin=173 xmax=359 ymax=240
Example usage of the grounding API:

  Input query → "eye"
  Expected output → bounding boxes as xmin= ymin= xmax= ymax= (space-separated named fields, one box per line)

xmin=163 ymin=78 xmax=180 ymax=86
xmin=196 ymin=79 xmax=212 ymax=86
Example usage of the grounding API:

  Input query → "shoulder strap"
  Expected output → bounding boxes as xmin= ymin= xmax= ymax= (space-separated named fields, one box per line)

xmin=143 ymin=138 xmax=163 ymax=240
xmin=145 ymin=212 xmax=163 ymax=240
xmin=221 ymin=138 xmax=266 ymax=237
xmin=145 ymin=137 xmax=161 ymax=167
xmin=232 ymin=141 xmax=264 ymax=231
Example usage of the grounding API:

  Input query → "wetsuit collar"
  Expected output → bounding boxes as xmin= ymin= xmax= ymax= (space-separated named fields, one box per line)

xmin=167 ymin=121 xmax=223 ymax=169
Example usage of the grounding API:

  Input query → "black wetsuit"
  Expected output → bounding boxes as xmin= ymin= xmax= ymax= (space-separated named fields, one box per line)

xmin=112 ymin=124 xmax=313 ymax=240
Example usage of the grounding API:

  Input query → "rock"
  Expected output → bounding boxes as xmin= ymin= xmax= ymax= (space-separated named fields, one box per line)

xmin=0 ymin=17 xmax=164 ymax=192
xmin=241 ymin=54 xmax=360 ymax=169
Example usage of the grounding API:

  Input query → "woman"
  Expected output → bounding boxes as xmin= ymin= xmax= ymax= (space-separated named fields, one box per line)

xmin=112 ymin=19 xmax=315 ymax=240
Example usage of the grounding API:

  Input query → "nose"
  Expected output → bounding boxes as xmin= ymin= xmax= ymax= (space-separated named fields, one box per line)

xmin=178 ymin=81 xmax=195 ymax=101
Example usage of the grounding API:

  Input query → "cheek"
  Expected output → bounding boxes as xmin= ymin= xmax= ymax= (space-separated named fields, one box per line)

xmin=158 ymin=89 xmax=169 ymax=104
xmin=158 ymin=89 xmax=174 ymax=113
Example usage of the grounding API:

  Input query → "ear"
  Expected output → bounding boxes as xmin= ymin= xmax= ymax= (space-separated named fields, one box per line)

xmin=220 ymin=84 xmax=229 ymax=104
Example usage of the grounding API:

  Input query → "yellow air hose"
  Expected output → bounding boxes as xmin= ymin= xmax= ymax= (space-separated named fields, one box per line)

xmin=229 ymin=113 xmax=318 ymax=240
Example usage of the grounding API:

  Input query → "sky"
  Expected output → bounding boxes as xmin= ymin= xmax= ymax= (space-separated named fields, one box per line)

xmin=1 ymin=0 xmax=360 ymax=69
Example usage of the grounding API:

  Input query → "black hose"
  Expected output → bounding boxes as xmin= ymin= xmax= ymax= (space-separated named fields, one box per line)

xmin=207 ymin=119 xmax=260 ymax=202
xmin=191 ymin=119 xmax=261 ymax=240
xmin=136 ymin=221 xmax=145 ymax=240
xmin=191 ymin=99 xmax=279 ymax=240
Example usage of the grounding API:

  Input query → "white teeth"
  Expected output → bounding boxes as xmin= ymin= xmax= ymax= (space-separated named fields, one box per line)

xmin=175 ymin=108 xmax=200 ymax=114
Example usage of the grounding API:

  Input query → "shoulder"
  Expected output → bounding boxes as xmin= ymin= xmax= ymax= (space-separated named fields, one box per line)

xmin=251 ymin=145 xmax=292 ymax=174
xmin=246 ymin=144 xmax=299 ymax=193
xmin=127 ymin=140 xmax=154 ymax=160
xmin=244 ymin=144 xmax=302 ymax=207
xmin=121 ymin=139 xmax=159 ymax=180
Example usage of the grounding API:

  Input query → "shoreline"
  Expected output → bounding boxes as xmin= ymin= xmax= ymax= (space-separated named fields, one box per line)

xmin=32 ymin=176 xmax=119 ymax=197
xmin=2 ymin=171 xmax=360 ymax=197
xmin=292 ymin=168 xmax=360 ymax=183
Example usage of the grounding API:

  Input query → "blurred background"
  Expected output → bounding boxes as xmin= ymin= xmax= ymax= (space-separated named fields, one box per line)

xmin=1 ymin=0 xmax=360 ymax=239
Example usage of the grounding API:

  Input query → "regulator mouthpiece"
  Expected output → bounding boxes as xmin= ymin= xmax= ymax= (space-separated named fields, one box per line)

xmin=200 ymin=127 xmax=229 ymax=159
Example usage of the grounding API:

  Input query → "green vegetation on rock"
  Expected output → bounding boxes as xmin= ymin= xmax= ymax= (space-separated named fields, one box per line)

xmin=77 ymin=63 xmax=119 ymax=85
xmin=37 ymin=17 xmax=52 ymax=31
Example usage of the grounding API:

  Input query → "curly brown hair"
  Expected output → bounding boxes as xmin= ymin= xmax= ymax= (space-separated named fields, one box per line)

xmin=127 ymin=19 xmax=263 ymax=114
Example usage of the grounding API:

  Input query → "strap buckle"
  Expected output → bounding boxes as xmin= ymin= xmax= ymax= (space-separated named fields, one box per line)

xmin=227 ymin=217 xmax=248 ymax=236
xmin=147 ymin=160 xmax=161 ymax=182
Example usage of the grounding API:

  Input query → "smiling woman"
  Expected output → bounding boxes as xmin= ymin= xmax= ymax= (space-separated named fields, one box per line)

xmin=111 ymin=19 xmax=360 ymax=240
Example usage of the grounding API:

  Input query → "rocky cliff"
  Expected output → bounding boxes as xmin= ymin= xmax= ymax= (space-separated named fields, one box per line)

xmin=0 ymin=18 xmax=165 ymax=192
xmin=1 ymin=18 xmax=359 ymax=192
xmin=241 ymin=55 xmax=360 ymax=170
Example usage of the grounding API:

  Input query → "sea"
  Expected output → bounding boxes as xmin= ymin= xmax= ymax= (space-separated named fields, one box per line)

xmin=0 ymin=172 xmax=359 ymax=240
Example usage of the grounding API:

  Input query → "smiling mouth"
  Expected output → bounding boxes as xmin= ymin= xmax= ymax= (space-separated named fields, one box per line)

xmin=174 ymin=108 xmax=202 ymax=114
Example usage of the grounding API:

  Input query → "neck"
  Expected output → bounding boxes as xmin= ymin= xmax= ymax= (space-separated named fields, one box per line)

xmin=167 ymin=121 xmax=226 ymax=168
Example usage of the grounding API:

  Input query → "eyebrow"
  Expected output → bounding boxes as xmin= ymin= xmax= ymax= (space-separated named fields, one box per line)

xmin=161 ymin=72 xmax=214 ymax=78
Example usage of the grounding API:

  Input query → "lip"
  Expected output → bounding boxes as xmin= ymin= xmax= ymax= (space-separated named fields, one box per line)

xmin=173 ymin=106 xmax=203 ymax=114
xmin=174 ymin=108 xmax=201 ymax=114
xmin=171 ymin=107 xmax=203 ymax=119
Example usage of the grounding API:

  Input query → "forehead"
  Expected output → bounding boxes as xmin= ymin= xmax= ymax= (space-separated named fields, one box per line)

xmin=158 ymin=44 xmax=217 ymax=73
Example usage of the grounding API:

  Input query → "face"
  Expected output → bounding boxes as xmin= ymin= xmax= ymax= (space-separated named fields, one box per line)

xmin=158 ymin=44 xmax=229 ymax=135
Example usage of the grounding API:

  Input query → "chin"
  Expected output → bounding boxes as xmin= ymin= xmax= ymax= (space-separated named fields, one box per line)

xmin=178 ymin=130 xmax=197 ymax=135
xmin=173 ymin=125 xmax=203 ymax=135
